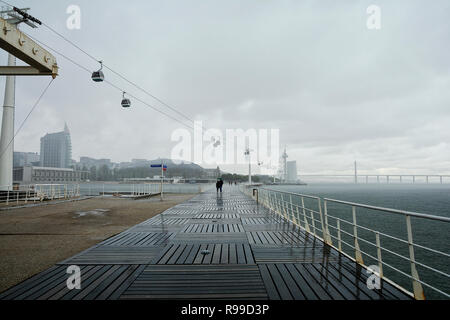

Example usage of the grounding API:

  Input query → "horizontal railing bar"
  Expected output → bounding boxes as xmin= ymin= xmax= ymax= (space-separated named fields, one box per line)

xmin=326 ymin=213 xmax=450 ymax=258
xmin=381 ymin=259 xmax=450 ymax=298
xmin=260 ymin=188 xmax=321 ymax=200
xmin=324 ymin=198 xmax=450 ymax=222
xmin=333 ymin=235 xmax=450 ymax=284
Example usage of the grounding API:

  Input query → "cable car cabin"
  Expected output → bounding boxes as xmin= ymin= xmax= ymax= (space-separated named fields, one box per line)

xmin=121 ymin=98 xmax=131 ymax=108
xmin=91 ymin=70 xmax=104 ymax=82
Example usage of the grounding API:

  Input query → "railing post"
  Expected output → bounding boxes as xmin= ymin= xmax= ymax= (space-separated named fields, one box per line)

xmin=322 ymin=200 xmax=332 ymax=245
xmin=295 ymin=205 xmax=302 ymax=229
xmin=6 ymin=188 xmax=9 ymax=205
xmin=269 ymin=192 xmax=274 ymax=213
xmin=352 ymin=206 xmax=364 ymax=264
xmin=405 ymin=214 xmax=425 ymax=300
xmin=337 ymin=219 xmax=342 ymax=252
xmin=300 ymin=197 xmax=310 ymax=233
xmin=281 ymin=194 xmax=288 ymax=219
xmin=310 ymin=208 xmax=316 ymax=236
xmin=375 ymin=232 xmax=383 ymax=279
xmin=318 ymin=199 xmax=325 ymax=240
xmin=289 ymin=195 xmax=294 ymax=223
xmin=276 ymin=194 xmax=282 ymax=219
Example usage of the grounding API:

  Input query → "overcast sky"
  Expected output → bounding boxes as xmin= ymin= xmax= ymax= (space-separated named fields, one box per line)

xmin=1 ymin=0 xmax=449 ymax=175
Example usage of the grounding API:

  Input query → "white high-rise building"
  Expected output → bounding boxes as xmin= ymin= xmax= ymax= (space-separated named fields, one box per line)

xmin=40 ymin=123 xmax=72 ymax=169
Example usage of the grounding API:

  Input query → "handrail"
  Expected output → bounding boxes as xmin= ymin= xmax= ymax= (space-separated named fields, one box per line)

xmin=259 ymin=187 xmax=321 ymax=200
xmin=324 ymin=198 xmax=450 ymax=222
xmin=243 ymin=185 xmax=450 ymax=300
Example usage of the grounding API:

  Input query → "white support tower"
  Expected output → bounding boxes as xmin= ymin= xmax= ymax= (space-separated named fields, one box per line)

xmin=0 ymin=8 xmax=58 ymax=190
xmin=0 ymin=53 xmax=15 ymax=189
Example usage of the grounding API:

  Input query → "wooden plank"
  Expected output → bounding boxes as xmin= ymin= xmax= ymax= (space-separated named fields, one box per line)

xmin=157 ymin=244 xmax=179 ymax=265
xmin=184 ymin=244 xmax=201 ymax=264
xmin=293 ymin=264 xmax=332 ymax=300
xmin=212 ymin=244 xmax=222 ymax=264
xmin=106 ymin=265 xmax=146 ymax=300
xmin=313 ymin=262 xmax=370 ymax=300
xmin=167 ymin=244 xmax=186 ymax=265
xmin=0 ymin=265 xmax=61 ymax=300
xmin=284 ymin=264 xmax=318 ymax=300
xmin=243 ymin=244 xmax=255 ymax=264
xmin=176 ymin=244 xmax=194 ymax=264
xmin=83 ymin=265 xmax=130 ymax=300
xmin=258 ymin=264 xmax=280 ymax=300
xmin=266 ymin=264 xmax=292 ymax=300
xmin=193 ymin=244 xmax=208 ymax=264
xmin=229 ymin=243 xmax=237 ymax=264
xmin=302 ymin=263 xmax=346 ymax=300
xmin=276 ymin=264 xmax=306 ymax=299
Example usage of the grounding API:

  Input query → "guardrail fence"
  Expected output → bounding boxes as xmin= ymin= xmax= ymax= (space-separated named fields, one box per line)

xmin=242 ymin=186 xmax=450 ymax=300
xmin=0 ymin=184 xmax=80 ymax=205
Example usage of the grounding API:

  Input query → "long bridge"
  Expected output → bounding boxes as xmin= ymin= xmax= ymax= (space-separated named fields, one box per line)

xmin=300 ymin=174 xmax=450 ymax=184
xmin=0 ymin=186 xmax=427 ymax=300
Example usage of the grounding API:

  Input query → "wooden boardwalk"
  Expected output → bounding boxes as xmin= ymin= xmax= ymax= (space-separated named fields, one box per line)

xmin=0 ymin=187 xmax=412 ymax=300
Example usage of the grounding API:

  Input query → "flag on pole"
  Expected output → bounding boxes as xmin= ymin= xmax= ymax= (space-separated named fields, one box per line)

xmin=151 ymin=164 xmax=168 ymax=171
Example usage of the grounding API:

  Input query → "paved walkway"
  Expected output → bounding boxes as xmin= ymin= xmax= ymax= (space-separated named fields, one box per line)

xmin=0 ymin=187 xmax=412 ymax=300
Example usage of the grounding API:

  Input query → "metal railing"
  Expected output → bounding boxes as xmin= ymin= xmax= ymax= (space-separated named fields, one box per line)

xmin=242 ymin=186 xmax=450 ymax=300
xmin=0 ymin=183 xmax=213 ymax=206
xmin=79 ymin=183 xmax=214 ymax=197
xmin=0 ymin=184 xmax=80 ymax=206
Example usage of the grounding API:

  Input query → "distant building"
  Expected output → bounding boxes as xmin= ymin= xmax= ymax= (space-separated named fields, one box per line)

xmin=286 ymin=161 xmax=298 ymax=183
xmin=13 ymin=166 xmax=89 ymax=184
xmin=132 ymin=159 xmax=149 ymax=165
xmin=13 ymin=152 xmax=40 ymax=168
xmin=40 ymin=124 xmax=72 ymax=168
xmin=80 ymin=157 xmax=112 ymax=169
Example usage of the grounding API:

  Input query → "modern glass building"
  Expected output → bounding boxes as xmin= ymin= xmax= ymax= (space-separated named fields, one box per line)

xmin=40 ymin=123 xmax=72 ymax=169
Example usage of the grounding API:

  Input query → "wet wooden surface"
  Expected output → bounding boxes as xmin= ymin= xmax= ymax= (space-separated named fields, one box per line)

xmin=0 ymin=187 xmax=412 ymax=300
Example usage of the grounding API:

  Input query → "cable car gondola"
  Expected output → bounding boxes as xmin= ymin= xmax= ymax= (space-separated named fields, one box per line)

xmin=91 ymin=61 xmax=104 ymax=82
xmin=121 ymin=92 xmax=131 ymax=108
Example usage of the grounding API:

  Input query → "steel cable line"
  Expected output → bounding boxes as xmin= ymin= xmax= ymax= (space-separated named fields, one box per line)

xmin=40 ymin=18 xmax=198 ymax=126
xmin=0 ymin=0 xmax=197 ymax=130
xmin=26 ymin=34 xmax=195 ymax=131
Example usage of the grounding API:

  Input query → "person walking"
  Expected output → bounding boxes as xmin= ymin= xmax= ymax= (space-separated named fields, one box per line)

xmin=216 ymin=178 xmax=224 ymax=193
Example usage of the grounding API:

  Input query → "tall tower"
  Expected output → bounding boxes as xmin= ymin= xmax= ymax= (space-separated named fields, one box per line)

xmin=282 ymin=147 xmax=288 ymax=183
xmin=354 ymin=161 xmax=358 ymax=184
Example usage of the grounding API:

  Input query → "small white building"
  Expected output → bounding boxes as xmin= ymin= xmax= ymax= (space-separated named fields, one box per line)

xmin=13 ymin=166 xmax=89 ymax=184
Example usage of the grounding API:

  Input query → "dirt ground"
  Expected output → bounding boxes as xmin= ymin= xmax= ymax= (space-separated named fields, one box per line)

xmin=0 ymin=194 xmax=195 ymax=293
